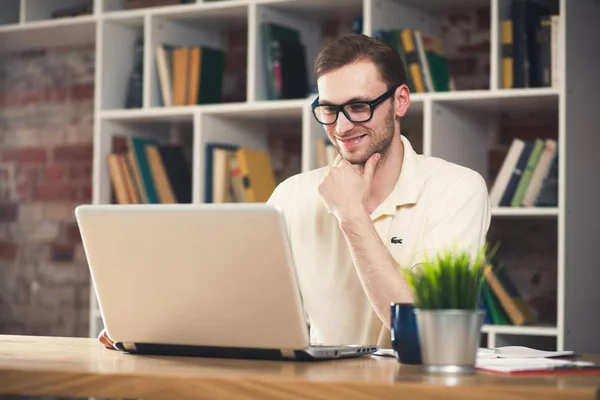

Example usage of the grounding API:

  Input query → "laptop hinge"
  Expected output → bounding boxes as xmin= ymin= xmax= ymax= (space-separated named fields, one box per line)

xmin=280 ymin=349 xmax=295 ymax=359
xmin=122 ymin=342 xmax=137 ymax=352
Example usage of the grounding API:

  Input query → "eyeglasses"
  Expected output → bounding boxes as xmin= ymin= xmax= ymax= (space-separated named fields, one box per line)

xmin=311 ymin=85 xmax=399 ymax=125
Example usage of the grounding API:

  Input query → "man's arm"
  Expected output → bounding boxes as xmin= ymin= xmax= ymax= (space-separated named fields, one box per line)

xmin=338 ymin=210 xmax=414 ymax=329
xmin=338 ymin=171 xmax=491 ymax=330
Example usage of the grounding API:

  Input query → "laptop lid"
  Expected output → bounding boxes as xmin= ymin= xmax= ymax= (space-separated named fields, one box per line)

xmin=75 ymin=203 xmax=311 ymax=351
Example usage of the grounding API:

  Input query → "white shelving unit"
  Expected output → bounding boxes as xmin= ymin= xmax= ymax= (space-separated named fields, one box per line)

xmin=1 ymin=0 xmax=599 ymax=353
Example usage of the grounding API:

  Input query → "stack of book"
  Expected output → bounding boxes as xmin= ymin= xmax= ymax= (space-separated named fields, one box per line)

xmin=489 ymin=138 xmax=558 ymax=208
xmin=155 ymin=44 xmax=225 ymax=107
xmin=261 ymin=22 xmax=310 ymax=100
xmin=481 ymin=265 xmax=538 ymax=327
xmin=374 ymin=28 xmax=454 ymax=93
xmin=204 ymin=144 xmax=277 ymax=204
xmin=501 ymin=0 xmax=560 ymax=89
xmin=107 ymin=136 xmax=192 ymax=204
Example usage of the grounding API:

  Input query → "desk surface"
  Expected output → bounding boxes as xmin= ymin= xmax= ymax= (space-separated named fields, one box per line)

xmin=0 ymin=335 xmax=598 ymax=400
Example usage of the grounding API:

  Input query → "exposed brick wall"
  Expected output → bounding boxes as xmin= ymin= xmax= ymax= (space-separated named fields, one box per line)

xmin=434 ymin=7 xmax=491 ymax=91
xmin=0 ymin=43 xmax=94 ymax=337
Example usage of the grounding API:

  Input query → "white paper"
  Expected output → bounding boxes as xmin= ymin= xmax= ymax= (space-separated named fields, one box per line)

xmin=477 ymin=346 xmax=574 ymax=359
xmin=476 ymin=357 xmax=596 ymax=373
xmin=372 ymin=348 xmax=395 ymax=357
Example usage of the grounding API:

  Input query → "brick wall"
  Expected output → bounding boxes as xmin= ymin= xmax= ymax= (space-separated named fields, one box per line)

xmin=435 ymin=7 xmax=491 ymax=90
xmin=0 ymin=43 xmax=95 ymax=337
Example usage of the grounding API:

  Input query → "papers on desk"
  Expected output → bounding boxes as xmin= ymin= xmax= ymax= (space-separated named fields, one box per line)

xmin=475 ymin=346 xmax=600 ymax=375
xmin=373 ymin=346 xmax=599 ymax=375
xmin=476 ymin=358 xmax=600 ymax=375
xmin=372 ymin=349 xmax=395 ymax=357
xmin=477 ymin=346 xmax=576 ymax=359
xmin=374 ymin=346 xmax=574 ymax=359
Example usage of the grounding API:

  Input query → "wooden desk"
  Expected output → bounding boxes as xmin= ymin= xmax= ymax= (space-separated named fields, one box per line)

xmin=0 ymin=335 xmax=598 ymax=400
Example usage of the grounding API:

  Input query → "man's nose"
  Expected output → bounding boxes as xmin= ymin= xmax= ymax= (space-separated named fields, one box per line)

xmin=335 ymin=111 xmax=355 ymax=135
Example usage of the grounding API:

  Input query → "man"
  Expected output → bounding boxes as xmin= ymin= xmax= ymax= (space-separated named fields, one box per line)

xmin=99 ymin=33 xmax=490 ymax=350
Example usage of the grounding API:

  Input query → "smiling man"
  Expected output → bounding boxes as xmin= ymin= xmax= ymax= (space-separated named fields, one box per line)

xmin=266 ymin=33 xmax=491 ymax=348
xmin=98 ymin=33 xmax=491 ymax=351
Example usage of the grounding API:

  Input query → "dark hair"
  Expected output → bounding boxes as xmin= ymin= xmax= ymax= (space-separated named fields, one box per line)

xmin=314 ymin=34 xmax=407 ymax=89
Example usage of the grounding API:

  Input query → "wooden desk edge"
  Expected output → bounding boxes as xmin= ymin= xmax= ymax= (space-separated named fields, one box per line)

xmin=0 ymin=368 xmax=598 ymax=400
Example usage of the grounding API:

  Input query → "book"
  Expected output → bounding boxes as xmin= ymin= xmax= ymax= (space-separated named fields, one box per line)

xmin=484 ymin=266 xmax=536 ymax=326
xmin=489 ymin=138 xmax=525 ymax=206
xmin=510 ymin=138 xmax=544 ymax=206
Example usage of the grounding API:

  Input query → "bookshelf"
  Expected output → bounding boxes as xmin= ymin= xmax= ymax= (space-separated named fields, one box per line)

xmin=0 ymin=0 xmax=598 ymax=354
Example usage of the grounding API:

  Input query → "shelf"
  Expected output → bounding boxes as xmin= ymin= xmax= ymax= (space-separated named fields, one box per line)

xmin=97 ymin=87 xmax=560 ymax=120
xmin=99 ymin=98 xmax=311 ymax=120
xmin=23 ymin=0 xmax=94 ymax=23
xmin=491 ymin=207 xmax=559 ymax=217
xmin=380 ymin=0 xmax=491 ymax=12
xmin=103 ymin=0 xmax=198 ymax=14
xmin=102 ymin=11 xmax=145 ymax=26
xmin=430 ymin=88 xmax=559 ymax=115
xmin=201 ymin=98 xmax=309 ymax=119
xmin=150 ymin=0 xmax=248 ymax=26
xmin=255 ymin=0 xmax=363 ymax=21
xmin=0 ymin=15 xmax=96 ymax=53
xmin=482 ymin=324 xmax=558 ymax=336
xmin=148 ymin=1 xmax=249 ymax=108
xmin=100 ymin=107 xmax=196 ymax=122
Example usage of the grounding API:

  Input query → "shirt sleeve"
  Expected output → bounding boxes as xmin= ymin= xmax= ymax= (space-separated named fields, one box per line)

xmin=267 ymin=177 xmax=296 ymax=237
xmin=411 ymin=170 xmax=492 ymax=269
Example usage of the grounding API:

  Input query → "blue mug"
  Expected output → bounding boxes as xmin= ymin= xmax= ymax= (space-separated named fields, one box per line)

xmin=390 ymin=303 xmax=422 ymax=364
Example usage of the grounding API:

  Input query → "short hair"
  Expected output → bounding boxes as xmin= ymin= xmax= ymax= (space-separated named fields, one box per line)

xmin=313 ymin=34 xmax=407 ymax=89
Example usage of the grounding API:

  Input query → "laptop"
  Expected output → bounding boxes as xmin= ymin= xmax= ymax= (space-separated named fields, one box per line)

xmin=75 ymin=203 xmax=379 ymax=361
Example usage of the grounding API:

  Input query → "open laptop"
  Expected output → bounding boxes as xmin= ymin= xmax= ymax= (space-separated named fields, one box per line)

xmin=75 ymin=203 xmax=379 ymax=361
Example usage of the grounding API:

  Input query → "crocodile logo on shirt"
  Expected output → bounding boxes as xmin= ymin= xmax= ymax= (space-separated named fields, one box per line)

xmin=391 ymin=237 xmax=403 ymax=244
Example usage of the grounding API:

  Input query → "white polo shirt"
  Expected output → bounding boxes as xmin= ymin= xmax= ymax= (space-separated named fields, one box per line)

xmin=267 ymin=135 xmax=491 ymax=348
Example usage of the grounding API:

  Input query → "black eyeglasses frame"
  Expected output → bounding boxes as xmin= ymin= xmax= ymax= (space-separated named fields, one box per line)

xmin=310 ymin=84 xmax=400 ymax=125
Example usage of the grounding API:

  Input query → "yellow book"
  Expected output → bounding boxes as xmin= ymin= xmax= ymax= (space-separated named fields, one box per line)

xmin=107 ymin=154 xmax=131 ymax=204
xmin=235 ymin=148 xmax=276 ymax=202
xmin=172 ymin=47 xmax=189 ymax=106
xmin=501 ymin=20 xmax=514 ymax=89
xmin=400 ymin=29 xmax=425 ymax=93
xmin=146 ymin=144 xmax=177 ymax=204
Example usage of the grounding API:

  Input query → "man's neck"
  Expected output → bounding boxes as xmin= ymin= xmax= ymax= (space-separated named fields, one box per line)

xmin=365 ymin=136 xmax=404 ymax=214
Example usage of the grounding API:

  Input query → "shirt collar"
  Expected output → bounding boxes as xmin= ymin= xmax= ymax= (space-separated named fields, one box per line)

xmin=330 ymin=135 xmax=425 ymax=220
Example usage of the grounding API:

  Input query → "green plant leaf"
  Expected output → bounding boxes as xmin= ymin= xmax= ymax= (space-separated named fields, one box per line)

xmin=402 ymin=242 xmax=499 ymax=310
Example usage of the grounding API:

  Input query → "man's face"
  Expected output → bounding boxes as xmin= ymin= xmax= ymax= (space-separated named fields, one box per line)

xmin=316 ymin=59 xmax=396 ymax=165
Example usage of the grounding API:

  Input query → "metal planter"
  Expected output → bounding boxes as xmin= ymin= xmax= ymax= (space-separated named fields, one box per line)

xmin=415 ymin=309 xmax=484 ymax=374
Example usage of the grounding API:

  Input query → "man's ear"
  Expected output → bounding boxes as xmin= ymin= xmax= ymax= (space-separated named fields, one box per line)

xmin=394 ymin=84 xmax=411 ymax=118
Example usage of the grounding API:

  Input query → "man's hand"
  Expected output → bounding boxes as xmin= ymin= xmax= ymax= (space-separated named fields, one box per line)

xmin=318 ymin=152 xmax=381 ymax=219
xmin=98 ymin=328 xmax=116 ymax=350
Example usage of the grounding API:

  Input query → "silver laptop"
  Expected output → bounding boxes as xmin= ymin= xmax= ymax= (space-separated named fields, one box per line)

xmin=75 ymin=203 xmax=379 ymax=361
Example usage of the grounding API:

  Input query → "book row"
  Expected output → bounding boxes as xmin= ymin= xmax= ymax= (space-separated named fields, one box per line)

xmin=489 ymin=138 xmax=558 ymax=208
xmin=501 ymin=4 xmax=560 ymax=89
xmin=107 ymin=136 xmax=278 ymax=205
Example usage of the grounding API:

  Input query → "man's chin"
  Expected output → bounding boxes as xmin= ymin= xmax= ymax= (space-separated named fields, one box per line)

xmin=340 ymin=153 xmax=368 ymax=166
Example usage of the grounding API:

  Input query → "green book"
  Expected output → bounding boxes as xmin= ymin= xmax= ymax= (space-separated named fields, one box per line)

xmin=198 ymin=46 xmax=225 ymax=104
xmin=511 ymin=138 xmax=545 ymax=206
xmin=260 ymin=22 xmax=300 ymax=100
xmin=483 ymin=282 xmax=512 ymax=325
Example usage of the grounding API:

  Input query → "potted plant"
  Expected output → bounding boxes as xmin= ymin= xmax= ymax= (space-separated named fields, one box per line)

xmin=402 ymin=243 xmax=497 ymax=374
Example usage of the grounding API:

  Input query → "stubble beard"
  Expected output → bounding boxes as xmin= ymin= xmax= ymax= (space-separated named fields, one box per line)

xmin=336 ymin=105 xmax=396 ymax=166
